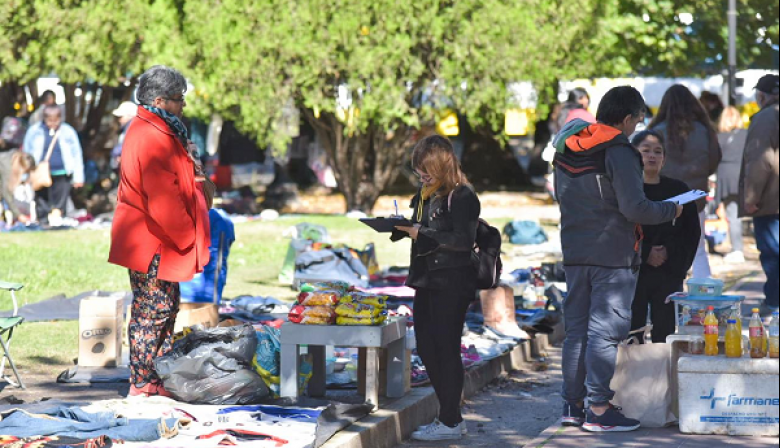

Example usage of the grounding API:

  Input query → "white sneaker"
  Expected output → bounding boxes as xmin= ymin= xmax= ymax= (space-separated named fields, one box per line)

xmin=411 ymin=420 xmax=462 ymax=441
xmin=416 ymin=419 xmax=468 ymax=435
xmin=724 ymin=251 xmax=745 ymax=264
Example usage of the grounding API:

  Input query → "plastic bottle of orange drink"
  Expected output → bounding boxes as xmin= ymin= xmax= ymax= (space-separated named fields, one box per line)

xmin=725 ymin=319 xmax=742 ymax=358
xmin=749 ymin=308 xmax=767 ymax=358
xmin=704 ymin=306 xmax=720 ymax=356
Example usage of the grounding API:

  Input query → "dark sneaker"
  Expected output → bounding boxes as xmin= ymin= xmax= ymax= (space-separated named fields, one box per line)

xmin=583 ymin=405 xmax=640 ymax=432
xmin=562 ymin=402 xmax=586 ymax=427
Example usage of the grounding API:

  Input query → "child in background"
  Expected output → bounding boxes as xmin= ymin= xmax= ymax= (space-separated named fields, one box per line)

xmin=631 ymin=130 xmax=701 ymax=343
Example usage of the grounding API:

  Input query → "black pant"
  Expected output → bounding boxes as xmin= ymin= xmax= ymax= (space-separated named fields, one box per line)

xmin=631 ymin=268 xmax=682 ymax=344
xmin=35 ymin=174 xmax=71 ymax=223
xmin=414 ymin=286 xmax=473 ymax=427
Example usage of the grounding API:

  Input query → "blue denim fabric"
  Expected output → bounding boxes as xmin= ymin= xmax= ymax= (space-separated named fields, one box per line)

xmin=754 ymin=215 xmax=780 ymax=309
xmin=0 ymin=406 xmax=178 ymax=442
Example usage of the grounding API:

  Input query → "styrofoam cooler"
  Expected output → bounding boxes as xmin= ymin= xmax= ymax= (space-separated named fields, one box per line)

xmin=678 ymin=355 xmax=779 ymax=436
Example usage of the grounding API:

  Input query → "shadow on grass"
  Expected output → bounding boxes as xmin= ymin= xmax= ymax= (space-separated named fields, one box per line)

xmin=25 ymin=356 xmax=70 ymax=366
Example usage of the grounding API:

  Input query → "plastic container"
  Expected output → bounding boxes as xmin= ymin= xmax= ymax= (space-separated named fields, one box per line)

xmin=704 ymin=307 xmax=719 ymax=356
xmin=671 ymin=294 xmax=745 ymax=337
xmin=686 ymin=278 xmax=724 ymax=297
xmin=770 ymin=312 xmax=779 ymax=359
xmin=725 ymin=319 xmax=742 ymax=358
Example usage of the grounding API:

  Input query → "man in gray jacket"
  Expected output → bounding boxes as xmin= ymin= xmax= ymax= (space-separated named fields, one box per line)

xmin=554 ymin=86 xmax=682 ymax=432
xmin=739 ymin=74 xmax=779 ymax=315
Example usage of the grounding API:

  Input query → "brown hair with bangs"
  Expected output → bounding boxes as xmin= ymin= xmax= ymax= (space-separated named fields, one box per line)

xmin=411 ymin=134 xmax=469 ymax=196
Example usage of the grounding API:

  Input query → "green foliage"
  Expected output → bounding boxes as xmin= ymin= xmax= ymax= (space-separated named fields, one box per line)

xmin=612 ymin=0 xmax=779 ymax=76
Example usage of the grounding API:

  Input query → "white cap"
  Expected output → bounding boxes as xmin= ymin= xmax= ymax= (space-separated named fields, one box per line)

xmin=112 ymin=101 xmax=138 ymax=118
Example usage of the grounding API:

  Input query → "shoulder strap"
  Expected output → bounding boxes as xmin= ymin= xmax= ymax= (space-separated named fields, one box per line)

xmin=43 ymin=130 xmax=60 ymax=163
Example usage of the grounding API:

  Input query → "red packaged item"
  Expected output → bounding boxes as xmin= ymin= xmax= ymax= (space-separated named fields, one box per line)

xmin=288 ymin=305 xmax=336 ymax=325
xmin=297 ymin=290 xmax=341 ymax=307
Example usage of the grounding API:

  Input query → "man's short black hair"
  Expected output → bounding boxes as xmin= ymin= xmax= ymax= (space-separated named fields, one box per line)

xmin=596 ymin=86 xmax=646 ymax=126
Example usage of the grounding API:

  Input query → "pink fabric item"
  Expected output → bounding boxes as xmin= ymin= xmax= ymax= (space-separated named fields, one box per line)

xmin=362 ymin=286 xmax=416 ymax=297
xmin=565 ymin=108 xmax=596 ymax=124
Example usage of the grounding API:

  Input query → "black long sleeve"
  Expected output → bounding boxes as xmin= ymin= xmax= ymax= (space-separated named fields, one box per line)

xmin=641 ymin=177 xmax=702 ymax=280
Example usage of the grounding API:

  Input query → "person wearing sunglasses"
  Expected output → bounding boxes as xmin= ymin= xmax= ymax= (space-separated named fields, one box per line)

xmin=393 ymin=134 xmax=480 ymax=441
xmin=109 ymin=65 xmax=211 ymax=398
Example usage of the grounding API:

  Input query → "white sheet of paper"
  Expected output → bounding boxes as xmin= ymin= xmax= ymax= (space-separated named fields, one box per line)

xmin=664 ymin=190 xmax=707 ymax=205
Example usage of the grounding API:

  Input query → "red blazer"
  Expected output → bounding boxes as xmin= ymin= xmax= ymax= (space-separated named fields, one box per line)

xmin=108 ymin=107 xmax=210 ymax=282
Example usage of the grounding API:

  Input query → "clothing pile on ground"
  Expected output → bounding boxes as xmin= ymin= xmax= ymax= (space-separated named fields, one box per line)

xmin=288 ymin=282 xmax=389 ymax=327
xmin=0 ymin=396 xmax=372 ymax=448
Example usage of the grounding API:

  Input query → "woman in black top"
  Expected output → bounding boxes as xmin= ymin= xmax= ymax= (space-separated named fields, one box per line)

xmin=630 ymin=130 xmax=701 ymax=343
xmin=393 ymin=135 xmax=480 ymax=442
xmin=717 ymin=106 xmax=748 ymax=263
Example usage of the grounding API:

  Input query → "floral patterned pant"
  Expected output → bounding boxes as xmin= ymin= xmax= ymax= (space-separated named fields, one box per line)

xmin=128 ymin=254 xmax=180 ymax=387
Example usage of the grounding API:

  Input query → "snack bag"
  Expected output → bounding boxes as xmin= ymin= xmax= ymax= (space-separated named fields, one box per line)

xmin=297 ymin=290 xmax=341 ymax=306
xmin=337 ymin=314 xmax=388 ymax=326
xmin=341 ymin=292 xmax=388 ymax=308
xmin=289 ymin=305 xmax=337 ymax=325
xmin=301 ymin=281 xmax=352 ymax=295
xmin=335 ymin=302 xmax=384 ymax=318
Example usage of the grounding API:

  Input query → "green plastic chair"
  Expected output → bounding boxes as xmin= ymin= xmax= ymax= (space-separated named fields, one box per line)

xmin=0 ymin=280 xmax=26 ymax=389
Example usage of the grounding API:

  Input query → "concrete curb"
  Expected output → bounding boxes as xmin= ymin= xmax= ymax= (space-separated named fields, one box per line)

xmin=322 ymin=334 xmax=552 ymax=448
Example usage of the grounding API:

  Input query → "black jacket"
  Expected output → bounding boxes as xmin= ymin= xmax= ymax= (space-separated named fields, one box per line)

xmin=392 ymin=185 xmax=480 ymax=290
xmin=641 ymin=176 xmax=701 ymax=282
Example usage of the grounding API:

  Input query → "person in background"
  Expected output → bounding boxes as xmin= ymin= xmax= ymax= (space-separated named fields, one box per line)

xmin=717 ymin=106 xmax=748 ymax=264
xmin=108 ymin=65 xmax=210 ymax=397
xmin=650 ymin=84 xmax=722 ymax=279
xmin=23 ymin=105 xmax=84 ymax=225
xmin=558 ymin=87 xmax=596 ymax=128
xmin=0 ymin=116 xmax=26 ymax=222
xmin=700 ymin=91 xmax=725 ymax=126
xmin=110 ymin=101 xmax=138 ymax=170
xmin=392 ymin=135 xmax=480 ymax=441
xmin=630 ymin=130 xmax=701 ymax=343
xmin=555 ymin=86 xmax=681 ymax=432
xmin=28 ymin=90 xmax=57 ymax=127
xmin=739 ymin=74 xmax=779 ymax=316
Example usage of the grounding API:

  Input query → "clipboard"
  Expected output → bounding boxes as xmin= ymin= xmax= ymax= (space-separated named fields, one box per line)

xmin=359 ymin=217 xmax=415 ymax=233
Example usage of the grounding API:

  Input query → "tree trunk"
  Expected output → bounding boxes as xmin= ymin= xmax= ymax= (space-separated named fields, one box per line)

xmin=302 ymin=109 xmax=412 ymax=213
xmin=62 ymin=83 xmax=77 ymax=127
xmin=0 ymin=81 xmax=21 ymax=122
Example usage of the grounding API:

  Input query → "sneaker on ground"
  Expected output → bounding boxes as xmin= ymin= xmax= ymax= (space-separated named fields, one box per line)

xmin=561 ymin=401 xmax=586 ymax=427
xmin=582 ymin=405 xmax=640 ymax=432
xmin=724 ymin=251 xmax=745 ymax=264
xmin=416 ymin=419 xmax=468 ymax=435
xmin=411 ymin=420 xmax=462 ymax=441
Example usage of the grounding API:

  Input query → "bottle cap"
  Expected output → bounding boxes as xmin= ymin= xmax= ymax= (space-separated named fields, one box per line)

xmin=708 ymin=306 xmax=715 ymax=311
xmin=753 ymin=308 xmax=760 ymax=313
xmin=728 ymin=319 xmax=737 ymax=324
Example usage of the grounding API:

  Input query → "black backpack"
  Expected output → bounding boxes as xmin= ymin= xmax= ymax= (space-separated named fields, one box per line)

xmin=448 ymin=190 xmax=503 ymax=290
xmin=474 ymin=219 xmax=503 ymax=289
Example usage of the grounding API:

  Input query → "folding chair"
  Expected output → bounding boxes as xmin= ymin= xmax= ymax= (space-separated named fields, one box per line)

xmin=0 ymin=280 xmax=26 ymax=389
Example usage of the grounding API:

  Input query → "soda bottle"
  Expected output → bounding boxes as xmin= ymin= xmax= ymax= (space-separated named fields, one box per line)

xmin=704 ymin=306 xmax=720 ymax=356
xmin=725 ymin=319 xmax=742 ymax=358
xmin=749 ymin=308 xmax=767 ymax=358
xmin=730 ymin=304 xmax=742 ymax=335
xmin=769 ymin=312 xmax=779 ymax=359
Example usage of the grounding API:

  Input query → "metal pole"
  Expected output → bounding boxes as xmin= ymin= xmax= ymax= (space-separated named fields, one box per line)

xmin=727 ymin=0 xmax=738 ymax=105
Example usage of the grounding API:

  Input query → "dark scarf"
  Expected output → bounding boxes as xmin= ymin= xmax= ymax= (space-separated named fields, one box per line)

xmin=143 ymin=105 xmax=188 ymax=146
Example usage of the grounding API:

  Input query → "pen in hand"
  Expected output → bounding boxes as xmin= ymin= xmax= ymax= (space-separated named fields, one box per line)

xmin=394 ymin=200 xmax=399 ymax=217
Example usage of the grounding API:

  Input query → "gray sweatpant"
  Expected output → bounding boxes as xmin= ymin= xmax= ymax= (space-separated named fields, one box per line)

xmin=561 ymin=265 xmax=639 ymax=406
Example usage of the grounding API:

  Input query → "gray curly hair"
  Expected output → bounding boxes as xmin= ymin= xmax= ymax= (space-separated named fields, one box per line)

xmin=136 ymin=65 xmax=187 ymax=106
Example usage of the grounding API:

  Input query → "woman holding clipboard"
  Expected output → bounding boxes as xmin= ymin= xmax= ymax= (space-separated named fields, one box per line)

xmin=392 ymin=135 xmax=480 ymax=441
xmin=630 ymin=130 xmax=701 ymax=343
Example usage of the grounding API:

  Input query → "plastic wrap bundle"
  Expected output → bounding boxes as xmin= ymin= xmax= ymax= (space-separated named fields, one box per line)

xmin=336 ymin=292 xmax=389 ymax=326
xmin=252 ymin=325 xmax=281 ymax=396
xmin=288 ymin=305 xmax=337 ymax=325
xmin=155 ymin=325 xmax=270 ymax=404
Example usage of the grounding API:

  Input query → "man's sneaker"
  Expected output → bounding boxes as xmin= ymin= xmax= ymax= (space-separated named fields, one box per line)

xmin=411 ymin=420 xmax=462 ymax=441
xmin=583 ymin=405 xmax=641 ymax=432
xmin=724 ymin=251 xmax=746 ymax=264
xmin=561 ymin=401 xmax=586 ymax=427
xmin=416 ymin=419 xmax=468 ymax=435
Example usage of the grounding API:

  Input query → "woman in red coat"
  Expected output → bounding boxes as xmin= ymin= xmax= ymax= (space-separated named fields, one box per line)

xmin=109 ymin=66 xmax=210 ymax=397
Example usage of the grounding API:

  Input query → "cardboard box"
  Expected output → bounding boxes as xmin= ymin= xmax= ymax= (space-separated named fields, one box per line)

xmin=174 ymin=303 xmax=219 ymax=334
xmin=79 ymin=296 xmax=124 ymax=367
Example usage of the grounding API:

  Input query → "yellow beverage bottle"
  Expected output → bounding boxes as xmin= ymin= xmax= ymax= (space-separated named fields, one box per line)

xmin=725 ymin=319 xmax=742 ymax=358
xmin=769 ymin=312 xmax=779 ymax=359
xmin=704 ymin=306 xmax=719 ymax=356
xmin=749 ymin=308 xmax=767 ymax=358
xmin=730 ymin=305 xmax=742 ymax=334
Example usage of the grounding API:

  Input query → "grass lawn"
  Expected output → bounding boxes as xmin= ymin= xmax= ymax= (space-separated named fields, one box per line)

xmin=1 ymin=215 xmax=439 ymax=376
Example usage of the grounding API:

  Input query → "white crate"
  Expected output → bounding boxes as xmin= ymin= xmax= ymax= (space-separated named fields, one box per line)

xmin=678 ymin=355 xmax=779 ymax=436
